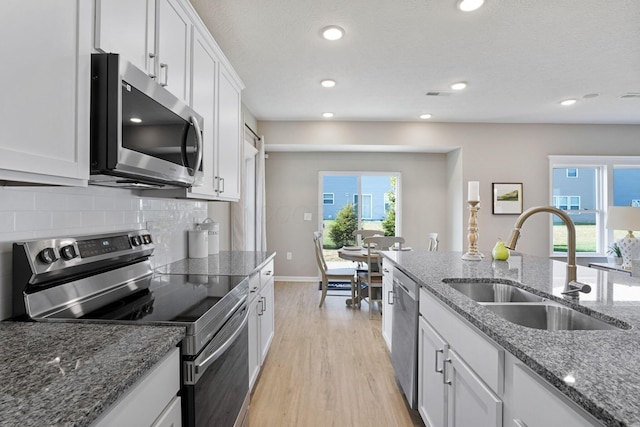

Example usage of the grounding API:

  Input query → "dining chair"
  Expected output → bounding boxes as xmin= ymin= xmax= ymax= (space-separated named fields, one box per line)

xmin=358 ymin=236 xmax=405 ymax=318
xmin=428 ymin=233 xmax=439 ymax=252
xmin=352 ymin=229 xmax=381 ymax=246
xmin=313 ymin=231 xmax=357 ymax=308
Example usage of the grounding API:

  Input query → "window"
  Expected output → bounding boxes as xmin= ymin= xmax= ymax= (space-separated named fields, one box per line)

xmin=550 ymin=156 xmax=640 ymax=256
xmin=553 ymin=196 xmax=581 ymax=210
xmin=323 ymin=193 xmax=334 ymax=205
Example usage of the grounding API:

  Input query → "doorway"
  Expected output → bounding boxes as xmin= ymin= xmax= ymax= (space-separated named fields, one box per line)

xmin=319 ymin=172 xmax=400 ymax=266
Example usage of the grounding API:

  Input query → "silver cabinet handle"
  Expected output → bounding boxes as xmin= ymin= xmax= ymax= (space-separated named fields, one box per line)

xmin=250 ymin=286 xmax=259 ymax=293
xmin=219 ymin=177 xmax=225 ymax=193
xmin=265 ymin=270 xmax=272 ymax=276
xmin=147 ymin=53 xmax=157 ymax=78
xmin=443 ymin=357 xmax=452 ymax=385
xmin=387 ymin=290 xmax=395 ymax=304
xmin=435 ymin=349 xmax=444 ymax=374
xmin=159 ymin=62 xmax=168 ymax=86
xmin=513 ymin=420 xmax=528 ymax=427
xmin=258 ymin=296 xmax=266 ymax=315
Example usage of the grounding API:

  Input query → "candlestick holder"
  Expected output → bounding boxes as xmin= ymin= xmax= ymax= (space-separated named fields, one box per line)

xmin=462 ymin=200 xmax=483 ymax=261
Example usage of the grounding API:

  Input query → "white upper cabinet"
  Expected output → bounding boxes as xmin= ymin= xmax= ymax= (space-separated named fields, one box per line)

xmin=0 ymin=0 xmax=91 ymax=186
xmin=96 ymin=0 xmax=191 ymax=104
xmin=95 ymin=0 xmax=243 ymax=200
xmin=216 ymin=66 xmax=242 ymax=201
xmin=94 ymin=0 xmax=155 ymax=74
xmin=155 ymin=0 xmax=191 ymax=102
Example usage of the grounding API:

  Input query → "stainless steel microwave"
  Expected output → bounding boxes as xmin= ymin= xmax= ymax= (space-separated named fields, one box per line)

xmin=90 ymin=53 xmax=203 ymax=189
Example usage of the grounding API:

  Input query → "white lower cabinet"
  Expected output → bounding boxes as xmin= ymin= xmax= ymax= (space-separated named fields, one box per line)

xmin=418 ymin=288 xmax=503 ymax=427
xmin=381 ymin=261 xmax=394 ymax=351
xmin=93 ymin=347 xmax=181 ymax=427
xmin=418 ymin=316 xmax=447 ymax=427
xmin=248 ymin=259 xmax=275 ymax=390
xmin=509 ymin=362 xmax=601 ymax=427
xmin=418 ymin=286 xmax=605 ymax=427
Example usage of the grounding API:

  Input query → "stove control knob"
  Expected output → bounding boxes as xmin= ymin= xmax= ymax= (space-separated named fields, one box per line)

xmin=38 ymin=248 xmax=57 ymax=264
xmin=60 ymin=245 xmax=77 ymax=260
xmin=143 ymin=234 xmax=152 ymax=244
xmin=131 ymin=236 xmax=142 ymax=247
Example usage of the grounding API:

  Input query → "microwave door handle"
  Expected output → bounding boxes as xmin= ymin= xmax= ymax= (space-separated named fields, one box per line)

xmin=190 ymin=116 xmax=203 ymax=180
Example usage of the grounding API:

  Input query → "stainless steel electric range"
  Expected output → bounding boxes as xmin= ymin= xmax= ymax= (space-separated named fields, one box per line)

xmin=12 ymin=229 xmax=250 ymax=427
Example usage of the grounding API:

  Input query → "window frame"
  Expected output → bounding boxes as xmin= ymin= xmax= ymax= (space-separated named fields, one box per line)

xmin=549 ymin=155 xmax=640 ymax=257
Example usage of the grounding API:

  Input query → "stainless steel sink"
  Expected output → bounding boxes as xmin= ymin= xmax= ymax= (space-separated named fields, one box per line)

xmin=446 ymin=281 xmax=547 ymax=303
xmin=481 ymin=303 xmax=623 ymax=331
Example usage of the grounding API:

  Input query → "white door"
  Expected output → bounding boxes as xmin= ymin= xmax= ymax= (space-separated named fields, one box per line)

xmin=94 ymin=0 xmax=155 ymax=74
xmin=418 ymin=316 xmax=448 ymax=427
xmin=0 ymin=0 xmax=90 ymax=186
xmin=446 ymin=349 xmax=503 ymax=427
xmin=216 ymin=67 xmax=242 ymax=200
xmin=189 ymin=28 xmax=217 ymax=197
xmin=156 ymin=0 xmax=191 ymax=102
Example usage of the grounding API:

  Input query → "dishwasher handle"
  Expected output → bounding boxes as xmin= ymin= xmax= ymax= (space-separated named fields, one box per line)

xmin=393 ymin=278 xmax=416 ymax=300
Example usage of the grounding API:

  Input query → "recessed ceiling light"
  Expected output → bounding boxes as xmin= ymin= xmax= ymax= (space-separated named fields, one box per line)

xmin=419 ymin=114 xmax=432 ymax=120
xmin=560 ymin=99 xmax=577 ymax=106
xmin=322 ymin=26 xmax=344 ymax=41
xmin=451 ymin=82 xmax=467 ymax=90
xmin=323 ymin=112 xmax=334 ymax=118
xmin=321 ymin=79 xmax=336 ymax=88
xmin=130 ymin=117 xmax=142 ymax=123
xmin=457 ymin=0 xmax=485 ymax=12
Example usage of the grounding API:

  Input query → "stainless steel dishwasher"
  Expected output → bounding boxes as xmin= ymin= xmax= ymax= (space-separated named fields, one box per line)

xmin=391 ymin=267 xmax=419 ymax=410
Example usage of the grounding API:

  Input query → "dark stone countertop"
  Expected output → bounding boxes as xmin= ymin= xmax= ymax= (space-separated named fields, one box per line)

xmin=0 ymin=322 xmax=184 ymax=427
xmin=383 ymin=250 xmax=640 ymax=427
xmin=156 ymin=251 xmax=275 ymax=277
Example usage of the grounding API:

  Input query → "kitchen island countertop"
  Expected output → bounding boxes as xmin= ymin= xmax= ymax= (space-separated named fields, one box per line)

xmin=383 ymin=250 xmax=640 ymax=427
xmin=0 ymin=322 xmax=184 ymax=427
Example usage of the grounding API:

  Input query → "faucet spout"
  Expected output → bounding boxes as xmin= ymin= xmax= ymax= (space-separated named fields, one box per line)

xmin=505 ymin=206 xmax=586 ymax=300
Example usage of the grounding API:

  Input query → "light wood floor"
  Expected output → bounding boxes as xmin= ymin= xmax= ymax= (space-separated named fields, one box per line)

xmin=248 ymin=281 xmax=424 ymax=427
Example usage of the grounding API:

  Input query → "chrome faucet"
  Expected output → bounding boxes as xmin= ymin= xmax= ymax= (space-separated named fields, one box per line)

xmin=505 ymin=206 xmax=591 ymax=301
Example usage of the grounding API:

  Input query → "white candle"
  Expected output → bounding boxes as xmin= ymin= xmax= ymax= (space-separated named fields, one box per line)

xmin=468 ymin=181 xmax=480 ymax=202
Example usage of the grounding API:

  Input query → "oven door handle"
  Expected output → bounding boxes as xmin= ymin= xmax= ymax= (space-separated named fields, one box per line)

xmin=193 ymin=305 xmax=249 ymax=376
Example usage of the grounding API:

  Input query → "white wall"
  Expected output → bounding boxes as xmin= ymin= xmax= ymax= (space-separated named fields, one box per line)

xmin=259 ymin=120 xmax=640 ymax=278
xmin=0 ymin=186 xmax=208 ymax=320
xmin=264 ymin=151 xmax=448 ymax=278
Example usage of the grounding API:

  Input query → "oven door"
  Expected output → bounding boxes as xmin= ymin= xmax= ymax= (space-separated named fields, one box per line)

xmin=182 ymin=303 xmax=250 ymax=427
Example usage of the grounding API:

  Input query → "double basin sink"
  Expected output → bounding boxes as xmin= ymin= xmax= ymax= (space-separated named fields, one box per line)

xmin=443 ymin=280 xmax=625 ymax=331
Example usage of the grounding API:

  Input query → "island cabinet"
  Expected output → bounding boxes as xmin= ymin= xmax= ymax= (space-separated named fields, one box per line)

xmin=381 ymin=260 xmax=394 ymax=351
xmin=92 ymin=347 xmax=181 ymax=427
xmin=0 ymin=0 xmax=91 ymax=186
xmin=248 ymin=259 xmax=275 ymax=390
xmin=418 ymin=287 xmax=605 ymax=427
xmin=95 ymin=0 xmax=244 ymax=201
xmin=418 ymin=288 xmax=503 ymax=427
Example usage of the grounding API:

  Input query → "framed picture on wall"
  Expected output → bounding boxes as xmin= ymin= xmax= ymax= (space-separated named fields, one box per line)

xmin=492 ymin=183 xmax=523 ymax=215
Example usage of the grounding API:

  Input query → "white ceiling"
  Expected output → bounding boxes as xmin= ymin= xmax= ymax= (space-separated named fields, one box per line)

xmin=191 ymin=0 xmax=640 ymax=124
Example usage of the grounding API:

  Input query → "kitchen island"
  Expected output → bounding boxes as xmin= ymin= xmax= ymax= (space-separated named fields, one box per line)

xmin=0 ymin=322 xmax=184 ymax=427
xmin=383 ymin=250 xmax=640 ymax=427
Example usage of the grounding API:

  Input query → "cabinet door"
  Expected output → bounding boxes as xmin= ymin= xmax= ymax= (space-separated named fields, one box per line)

xmin=248 ymin=293 xmax=261 ymax=391
xmin=381 ymin=262 xmax=394 ymax=350
xmin=259 ymin=277 xmax=275 ymax=363
xmin=512 ymin=363 xmax=600 ymax=427
xmin=216 ymin=66 xmax=242 ymax=201
xmin=418 ymin=316 xmax=448 ymax=427
xmin=187 ymin=28 xmax=217 ymax=198
xmin=95 ymin=0 xmax=155 ymax=74
xmin=446 ymin=349 xmax=502 ymax=427
xmin=156 ymin=0 xmax=191 ymax=102
xmin=0 ymin=0 xmax=90 ymax=186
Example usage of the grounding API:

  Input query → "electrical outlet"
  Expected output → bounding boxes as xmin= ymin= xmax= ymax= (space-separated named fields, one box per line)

xmin=303 ymin=213 xmax=312 ymax=221
xmin=286 ymin=252 xmax=292 ymax=260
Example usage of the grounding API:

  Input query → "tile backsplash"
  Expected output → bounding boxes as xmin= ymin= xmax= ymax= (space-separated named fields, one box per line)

xmin=0 ymin=185 xmax=208 ymax=320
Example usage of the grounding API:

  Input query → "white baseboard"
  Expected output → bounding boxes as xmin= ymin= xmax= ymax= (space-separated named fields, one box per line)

xmin=274 ymin=276 xmax=319 ymax=282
